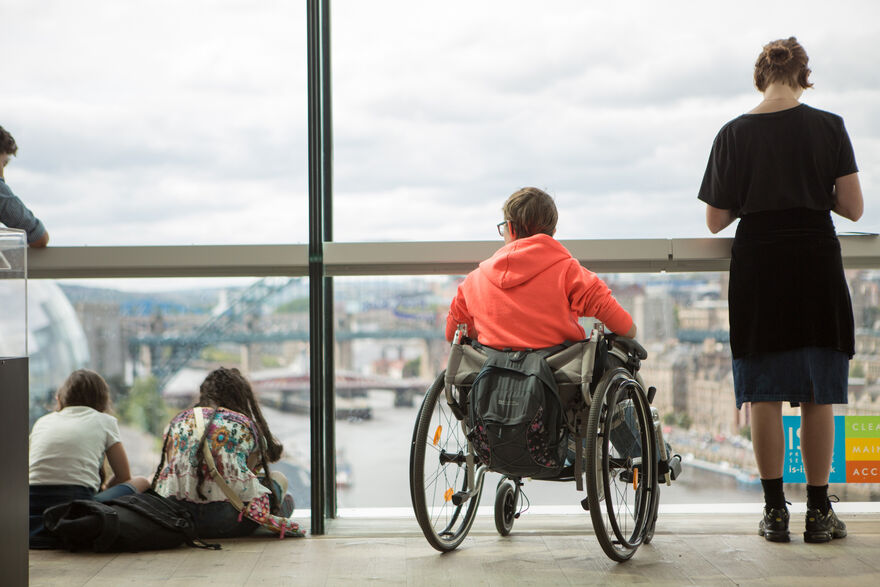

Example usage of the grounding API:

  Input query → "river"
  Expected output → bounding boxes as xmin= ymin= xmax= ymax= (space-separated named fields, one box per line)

xmin=261 ymin=389 xmax=762 ymax=510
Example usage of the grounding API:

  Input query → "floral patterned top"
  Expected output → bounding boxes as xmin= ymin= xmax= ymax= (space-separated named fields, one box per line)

xmin=154 ymin=407 xmax=303 ymax=537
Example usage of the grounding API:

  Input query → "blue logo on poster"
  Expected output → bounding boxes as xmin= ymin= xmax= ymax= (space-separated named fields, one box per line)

xmin=782 ymin=415 xmax=846 ymax=483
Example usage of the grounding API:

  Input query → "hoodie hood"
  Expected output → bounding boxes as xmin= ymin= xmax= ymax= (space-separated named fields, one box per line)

xmin=478 ymin=233 xmax=571 ymax=289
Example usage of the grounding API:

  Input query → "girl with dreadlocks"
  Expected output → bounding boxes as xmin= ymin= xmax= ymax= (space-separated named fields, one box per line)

xmin=152 ymin=367 xmax=303 ymax=538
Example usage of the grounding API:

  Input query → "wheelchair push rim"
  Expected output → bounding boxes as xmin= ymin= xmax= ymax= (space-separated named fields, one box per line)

xmin=409 ymin=371 xmax=483 ymax=552
xmin=585 ymin=367 xmax=659 ymax=562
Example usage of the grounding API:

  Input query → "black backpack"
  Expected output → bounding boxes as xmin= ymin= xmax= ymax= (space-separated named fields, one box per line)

xmin=467 ymin=347 xmax=567 ymax=479
xmin=42 ymin=491 xmax=220 ymax=552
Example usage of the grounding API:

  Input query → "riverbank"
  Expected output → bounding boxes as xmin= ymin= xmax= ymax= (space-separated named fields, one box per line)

xmin=118 ymin=398 xmax=879 ymax=507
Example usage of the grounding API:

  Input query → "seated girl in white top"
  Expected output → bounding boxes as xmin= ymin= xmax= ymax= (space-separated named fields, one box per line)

xmin=28 ymin=369 xmax=150 ymax=549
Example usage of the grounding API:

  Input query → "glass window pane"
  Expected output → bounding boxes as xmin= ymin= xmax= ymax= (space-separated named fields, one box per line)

xmin=3 ymin=3 xmax=307 ymax=245
xmin=332 ymin=2 xmax=878 ymax=242
xmin=336 ymin=272 xmax=880 ymax=508
xmin=29 ymin=276 xmax=312 ymax=511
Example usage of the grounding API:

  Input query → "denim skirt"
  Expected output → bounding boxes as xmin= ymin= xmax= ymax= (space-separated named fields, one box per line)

xmin=732 ymin=346 xmax=849 ymax=409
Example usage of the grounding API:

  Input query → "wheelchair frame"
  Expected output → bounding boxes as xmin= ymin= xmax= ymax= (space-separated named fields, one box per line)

xmin=408 ymin=327 xmax=678 ymax=562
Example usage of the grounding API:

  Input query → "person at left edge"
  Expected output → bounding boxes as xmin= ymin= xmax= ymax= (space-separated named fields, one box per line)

xmin=0 ymin=125 xmax=49 ymax=247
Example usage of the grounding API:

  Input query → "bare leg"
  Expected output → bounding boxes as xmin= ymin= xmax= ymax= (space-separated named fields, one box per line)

xmin=752 ymin=401 xmax=790 ymax=541
xmin=750 ymin=401 xmax=784 ymax=478
xmin=799 ymin=401 xmax=834 ymax=486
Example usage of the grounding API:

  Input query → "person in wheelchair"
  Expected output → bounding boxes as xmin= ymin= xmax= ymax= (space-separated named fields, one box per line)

xmin=445 ymin=186 xmax=637 ymax=349
xmin=445 ymin=187 xmax=641 ymax=467
xmin=413 ymin=187 xmax=675 ymax=561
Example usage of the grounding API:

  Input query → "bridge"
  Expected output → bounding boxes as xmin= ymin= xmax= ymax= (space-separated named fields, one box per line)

xmin=251 ymin=370 xmax=433 ymax=415
xmin=133 ymin=328 xmax=445 ymax=346
xmin=162 ymin=367 xmax=433 ymax=416
xmin=128 ymin=276 xmax=446 ymax=390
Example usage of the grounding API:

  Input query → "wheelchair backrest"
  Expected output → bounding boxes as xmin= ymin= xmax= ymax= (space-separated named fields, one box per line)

xmin=445 ymin=330 xmax=601 ymax=408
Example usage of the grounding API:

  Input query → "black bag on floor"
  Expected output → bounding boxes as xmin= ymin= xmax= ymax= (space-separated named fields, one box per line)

xmin=467 ymin=346 xmax=568 ymax=479
xmin=43 ymin=491 xmax=221 ymax=552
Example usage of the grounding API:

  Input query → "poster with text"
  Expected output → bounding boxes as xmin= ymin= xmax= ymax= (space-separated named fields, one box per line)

xmin=783 ymin=415 xmax=880 ymax=483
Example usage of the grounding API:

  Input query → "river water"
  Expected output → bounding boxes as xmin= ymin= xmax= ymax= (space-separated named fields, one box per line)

xmin=262 ymin=390 xmax=762 ymax=510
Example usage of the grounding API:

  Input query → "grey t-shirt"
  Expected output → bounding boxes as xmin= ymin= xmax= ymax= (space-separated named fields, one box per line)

xmin=698 ymin=104 xmax=858 ymax=216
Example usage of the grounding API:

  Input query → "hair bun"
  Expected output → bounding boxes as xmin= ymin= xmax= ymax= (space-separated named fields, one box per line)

xmin=767 ymin=45 xmax=793 ymax=65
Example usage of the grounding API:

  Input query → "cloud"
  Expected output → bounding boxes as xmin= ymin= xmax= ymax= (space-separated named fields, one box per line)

xmin=2 ymin=0 xmax=879 ymax=247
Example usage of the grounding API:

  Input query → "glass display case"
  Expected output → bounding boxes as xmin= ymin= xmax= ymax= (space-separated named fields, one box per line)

xmin=0 ymin=228 xmax=27 ymax=361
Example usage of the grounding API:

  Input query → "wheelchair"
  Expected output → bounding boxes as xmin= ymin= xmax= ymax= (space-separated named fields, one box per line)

xmin=408 ymin=326 xmax=681 ymax=562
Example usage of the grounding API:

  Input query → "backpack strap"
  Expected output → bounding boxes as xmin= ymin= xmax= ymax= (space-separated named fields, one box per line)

xmin=193 ymin=407 xmax=246 ymax=511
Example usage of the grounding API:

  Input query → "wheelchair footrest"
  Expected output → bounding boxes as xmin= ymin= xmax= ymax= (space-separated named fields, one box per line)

xmin=658 ymin=454 xmax=683 ymax=481
xmin=667 ymin=454 xmax=682 ymax=480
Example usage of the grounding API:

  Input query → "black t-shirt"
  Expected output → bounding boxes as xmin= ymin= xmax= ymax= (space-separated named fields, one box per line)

xmin=698 ymin=104 xmax=858 ymax=215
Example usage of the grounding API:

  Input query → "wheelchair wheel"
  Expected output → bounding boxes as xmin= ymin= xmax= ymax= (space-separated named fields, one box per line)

xmin=494 ymin=480 xmax=516 ymax=536
xmin=585 ymin=367 xmax=658 ymax=562
xmin=410 ymin=371 xmax=482 ymax=552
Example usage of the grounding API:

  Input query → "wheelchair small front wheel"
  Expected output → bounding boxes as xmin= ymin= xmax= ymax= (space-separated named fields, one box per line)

xmin=409 ymin=371 xmax=482 ymax=552
xmin=494 ymin=481 xmax=517 ymax=536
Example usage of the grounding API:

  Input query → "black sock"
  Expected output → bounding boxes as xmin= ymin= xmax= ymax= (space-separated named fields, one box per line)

xmin=806 ymin=484 xmax=830 ymax=514
xmin=761 ymin=477 xmax=786 ymax=510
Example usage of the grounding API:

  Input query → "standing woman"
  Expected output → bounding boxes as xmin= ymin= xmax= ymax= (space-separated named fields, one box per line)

xmin=699 ymin=37 xmax=863 ymax=543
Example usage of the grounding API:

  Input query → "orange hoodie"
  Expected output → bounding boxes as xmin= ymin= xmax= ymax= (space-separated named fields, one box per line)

xmin=445 ymin=234 xmax=633 ymax=349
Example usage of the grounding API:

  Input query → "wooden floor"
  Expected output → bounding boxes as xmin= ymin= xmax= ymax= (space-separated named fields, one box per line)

xmin=29 ymin=511 xmax=880 ymax=586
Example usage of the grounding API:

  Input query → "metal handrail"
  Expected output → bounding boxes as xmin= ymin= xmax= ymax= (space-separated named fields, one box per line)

xmin=24 ymin=234 xmax=880 ymax=279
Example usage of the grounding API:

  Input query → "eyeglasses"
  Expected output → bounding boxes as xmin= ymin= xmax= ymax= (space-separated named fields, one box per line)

xmin=496 ymin=221 xmax=507 ymax=237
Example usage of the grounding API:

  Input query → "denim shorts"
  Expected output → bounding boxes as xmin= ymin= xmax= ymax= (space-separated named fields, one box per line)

xmin=29 ymin=482 xmax=138 ymax=549
xmin=732 ymin=346 xmax=849 ymax=409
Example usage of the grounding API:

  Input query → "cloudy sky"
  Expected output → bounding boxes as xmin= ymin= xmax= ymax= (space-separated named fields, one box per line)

xmin=2 ymin=0 xmax=878 ymax=247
